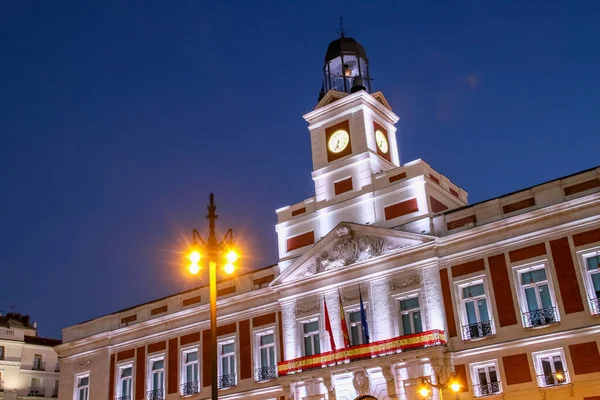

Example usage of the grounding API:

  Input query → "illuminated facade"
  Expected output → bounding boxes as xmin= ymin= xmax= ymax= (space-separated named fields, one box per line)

xmin=0 ymin=313 xmax=61 ymax=400
xmin=55 ymin=33 xmax=600 ymax=400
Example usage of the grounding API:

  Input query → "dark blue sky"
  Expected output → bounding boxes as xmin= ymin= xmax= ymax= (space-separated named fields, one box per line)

xmin=1 ymin=1 xmax=599 ymax=339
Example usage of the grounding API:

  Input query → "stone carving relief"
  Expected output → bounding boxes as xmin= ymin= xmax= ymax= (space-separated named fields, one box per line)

xmin=389 ymin=275 xmax=420 ymax=291
xmin=301 ymin=225 xmax=402 ymax=277
xmin=75 ymin=360 xmax=91 ymax=369
xmin=352 ymin=371 xmax=371 ymax=396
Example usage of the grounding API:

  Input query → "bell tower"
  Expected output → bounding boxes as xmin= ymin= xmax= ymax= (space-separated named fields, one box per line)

xmin=304 ymin=29 xmax=400 ymax=204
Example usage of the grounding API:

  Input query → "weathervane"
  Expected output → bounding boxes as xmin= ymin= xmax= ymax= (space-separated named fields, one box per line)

xmin=338 ymin=17 xmax=348 ymax=37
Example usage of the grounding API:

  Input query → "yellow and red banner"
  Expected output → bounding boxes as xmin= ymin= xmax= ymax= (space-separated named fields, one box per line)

xmin=277 ymin=329 xmax=446 ymax=376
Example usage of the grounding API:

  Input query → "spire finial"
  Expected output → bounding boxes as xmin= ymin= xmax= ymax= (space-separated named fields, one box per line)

xmin=338 ymin=17 xmax=348 ymax=37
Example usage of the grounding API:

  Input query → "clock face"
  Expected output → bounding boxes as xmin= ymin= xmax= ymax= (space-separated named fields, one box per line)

xmin=327 ymin=129 xmax=350 ymax=154
xmin=375 ymin=130 xmax=389 ymax=154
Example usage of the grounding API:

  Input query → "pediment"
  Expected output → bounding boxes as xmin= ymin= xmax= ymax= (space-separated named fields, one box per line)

xmin=314 ymin=90 xmax=349 ymax=110
xmin=272 ymin=223 xmax=435 ymax=285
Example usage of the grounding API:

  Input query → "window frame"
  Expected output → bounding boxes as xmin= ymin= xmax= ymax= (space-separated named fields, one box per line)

xmin=345 ymin=304 xmax=367 ymax=346
xmin=576 ymin=247 xmax=600 ymax=315
xmin=217 ymin=337 xmax=237 ymax=388
xmin=469 ymin=359 xmax=502 ymax=397
xmin=532 ymin=348 xmax=569 ymax=387
xmin=393 ymin=289 xmax=424 ymax=337
xmin=0 ymin=345 xmax=4 ymax=360
xmin=180 ymin=346 xmax=200 ymax=394
xmin=298 ymin=316 xmax=322 ymax=356
xmin=454 ymin=276 xmax=495 ymax=340
xmin=116 ymin=363 xmax=133 ymax=400
xmin=253 ymin=327 xmax=277 ymax=382
xmin=73 ymin=372 xmax=90 ymax=400
xmin=512 ymin=261 xmax=560 ymax=327
xmin=146 ymin=354 xmax=165 ymax=394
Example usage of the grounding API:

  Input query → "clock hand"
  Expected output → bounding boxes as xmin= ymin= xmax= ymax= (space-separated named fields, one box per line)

xmin=335 ymin=140 xmax=340 ymax=151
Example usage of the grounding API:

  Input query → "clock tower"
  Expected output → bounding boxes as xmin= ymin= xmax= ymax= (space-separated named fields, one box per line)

xmin=305 ymin=32 xmax=401 ymax=204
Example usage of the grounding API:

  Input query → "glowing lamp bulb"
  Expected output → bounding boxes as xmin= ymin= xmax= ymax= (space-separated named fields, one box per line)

xmin=418 ymin=383 xmax=430 ymax=397
xmin=449 ymin=381 xmax=461 ymax=393
xmin=225 ymin=250 xmax=239 ymax=264
xmin=188 ymin=251 xmax=202 ymax=264
xmin=223 ymin=263 xmax=236 ymax=275
xmin=188 ymin=263 xmax=200 ymax=275
xmin=555 ymin=372 xmax=564 ymax=381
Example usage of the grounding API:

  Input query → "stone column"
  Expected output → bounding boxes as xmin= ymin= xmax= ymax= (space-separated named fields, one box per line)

xmin=369 ymin=277 xmax=394 ymax=341
xmin=382 ymin=364 xmax=398 ymax=400
xmin=281 ymin=301 xmax=300 ymax=360
xmin=421 ymin=264 xmax=445 ymax=332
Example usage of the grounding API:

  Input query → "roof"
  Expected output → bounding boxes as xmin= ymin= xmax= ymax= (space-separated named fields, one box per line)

xmin=325 ymin=36 xmax=368 ymax=62
xmin=24 ymin=336 xmax=62 ymax=347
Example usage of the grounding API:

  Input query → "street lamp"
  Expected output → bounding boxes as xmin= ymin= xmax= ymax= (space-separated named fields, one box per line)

xmin=417 ymin=372 xmax=462 ymax=399
xmin=185 ymin=193 xmax=240 ymax=400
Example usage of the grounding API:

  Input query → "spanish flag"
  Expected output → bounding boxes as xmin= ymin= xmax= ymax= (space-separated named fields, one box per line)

xmin=338 ymin=290 xmax=350 ymax=347
xmin=323 ymin=296 xmax=336 ymax=351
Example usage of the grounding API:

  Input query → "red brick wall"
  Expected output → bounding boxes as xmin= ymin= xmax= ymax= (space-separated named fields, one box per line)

xmin=108 ymin=354 xmax=115 ymax=400
xmin=453 ymin=364 xmax=469 ymax=392
xmin=167 ymin=338 xmax=178 ymax=394
xmin=384 ymin=198 xmax=419 ymax=221
xmin=550 ymin=237 xmax=584 ymax=314
xmin=334 ymin=177 xmax=353 ymax=195
xmin=135 ymin=346 xmax=146 ymax=400
xmin=389 ymin=172 xmax=406 ymax=183
xmin=286 ymin=231 xmax=315 ymax=251
xmin=253 ymin=313 xmax=276 ymax=328
xmin=451 ymin=259 xmax=485 ymax=278
xmin=180 ymin=332 xmax=200 ymax=346
xmin=573 ymin=227 xmax=600 ymax=247
xmin=446 ymin=215 xmax=476 ymax=230
xmin=430 ymin=197 xmax=448 ymax=213
xmin=147 ymin=341 xmax=166 ymax=354
xmin=202 ymin=330 xmax=211 ymax=387
xmin=509 ymin=243 xmax=546 ymax=263
xmin=502 ymin=353 xmax=532 ymax=385
xmin=569 ymin=341 xmax=600 ymax=375
xmin=439 ymin=268 xmax=457 ymax=337
xmin=502 ymin=197 xmax=535 ymax=214
xmin=239 ymin=320 xmax=252 ymax=380
xmin=488 ymin=254 xmax=518 ymax=327
xmin=117 ymin=349 xmax=135 ymax=361
xmin=278 ymin=311 xmax=284 ymax=360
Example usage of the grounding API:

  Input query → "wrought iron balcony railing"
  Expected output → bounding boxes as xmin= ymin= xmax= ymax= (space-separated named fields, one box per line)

xmin=116 ymin=396 xmax=131 ymax=400
xmin=146 ymin=388 xmax=164 ymax=400
xmin=473 ymin=381 xmax=501 ymax=397
xmin=52 ymin=389 xmax=59 ymax=398
xmin=28 ymin=388 xmax=45 ymax=397
xmin=523 ymin=307 xmax=557 ymax=327
xmin=180 ymin=381 xmax=199 ymax=396
xmin=591 ymin=297 xmax=600 ymax=315
xmin=32 ymin=361 xmax=45 ymax=371
xmin=277 ymin=329 xmax=446 ymax=376
xmin=462 ymin=321 xmax=493 ymax=340
xmin=255 ymin=365 xmax=277 ymax=381
xmin=537 ymin=371 xmax=568 ymax=387
xmin=217 ymin=374 xmax=236 ymax=389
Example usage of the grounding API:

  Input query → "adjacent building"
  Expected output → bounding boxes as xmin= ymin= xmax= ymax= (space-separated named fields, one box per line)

xmin=0 ymin=313 xmax=61 ymax=400
xmin=55 ymin=33 xmax=600 ymax=400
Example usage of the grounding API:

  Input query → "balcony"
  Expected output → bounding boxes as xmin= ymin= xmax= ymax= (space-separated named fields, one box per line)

xmin=537 ymin=371 xmax=568 ymax=387
xmin=217 ymin=374 xmax=236 ymax=389
xmin=255 ymin=365 xmax=277 ymax=382
xmin=591 ymin=298 xmax=600 ymax=315
xmin=52 ymin=388 xmax=58 ymax=398
xmin=32 ymin=361 xmax=45 ymax=371
xmin=523 ymin=307 xmax=557 ymax=328
xmin=277 ymin=329 xmax=446 ymax=376
xmin=462 ymin=321 xmax=493 ymax=340
xmin=180 ymin=381 xmax=199 ymax=396
xmin=28 ymin=388 xmax=45 ymax=397
xmin=473 ymin=382 xmax=501 ymax=397
xmin=146 ymin=388 xmax=164 ymax=400
xmin=116 ymin=396 xmax=131 ymax=400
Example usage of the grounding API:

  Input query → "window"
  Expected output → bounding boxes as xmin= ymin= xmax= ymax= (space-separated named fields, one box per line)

xmin=347 ymin=308 xmax=367 ymax=346
xmin=470 ymin=360 xmax=502 ymax=397
xmin=301 ymin=320 xmax=320 ymax=356
xmin=533 ymin=349 xmax=569 ymax=387
xmin=582 ymin=252 xmax=600 ymax=314
xmin=515 ymin=265 xmax=559 ymax=327
xmin=218 ymin=340 xmax=236 ymax=389
xmin=30 ymin=377 xmax=43 ymax=396
xmin=33 ymin=354 xmax=43 ymax=370
xmin=75 ymin=374 xmax=89 ymax=400
xmin=255 ymin=331 xmax=276 ymax=381
xmin=399 ymin=295 xmax=422 ymax=335
xmin=117 ymin=365 xmax=133 ymax=400
xmin=147 ymin=358 xmax=164 ymax=400
xmin=53 ymin=380 xmax=59 ymax=398
xmin=0 ymin=345 xmax=4 ymax=360
xmin=181 ymin=349 xmax=199 ymax=395
xmin=457 ymin=279 xmax=493 ymax=340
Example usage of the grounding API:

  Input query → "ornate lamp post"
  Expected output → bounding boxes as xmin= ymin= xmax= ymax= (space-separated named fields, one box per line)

xmin=185 ymin=193 xmax=240 ymax=400
xmin=417 ymin=372 xmax=462 ymax=399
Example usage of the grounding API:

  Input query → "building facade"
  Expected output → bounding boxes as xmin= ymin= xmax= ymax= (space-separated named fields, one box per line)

xmin=56 ymin=34 xmax=600 ymax=400
xmin=0 ymin=313 xmax=62 ymax=400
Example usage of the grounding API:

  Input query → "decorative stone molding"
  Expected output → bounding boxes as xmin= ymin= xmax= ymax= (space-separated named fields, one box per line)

xmin=389 ymin=275 xmax=419 ymax=291
xmin=301 ymin=225 xmax=402 ymax=277
xmin=75 ymin=360 xmax=91 ymax=369
xmin=353 ymin=370 xmax=371 ymax=396
xmin=342 ymin=286 xmax=368 ymax=303
xmin=295 ymin=300 xmax=320 ymax=314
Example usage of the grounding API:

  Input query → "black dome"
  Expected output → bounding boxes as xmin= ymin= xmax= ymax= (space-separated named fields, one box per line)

xmin=324 ymin=36 xmax=368 ymax=63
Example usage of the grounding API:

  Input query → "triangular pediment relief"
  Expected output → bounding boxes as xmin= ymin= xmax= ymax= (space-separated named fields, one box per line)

xmin=273 ymin=223 xmax=435 ymax=285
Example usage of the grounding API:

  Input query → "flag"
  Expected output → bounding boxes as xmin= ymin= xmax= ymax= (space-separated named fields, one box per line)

xmin=323 ymin=297 xmax=336 ymax=351
xmin=338 ymin=291 xmax=350 ymax=347
xmin=359 ymin=285 xmax=370 ymax=344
